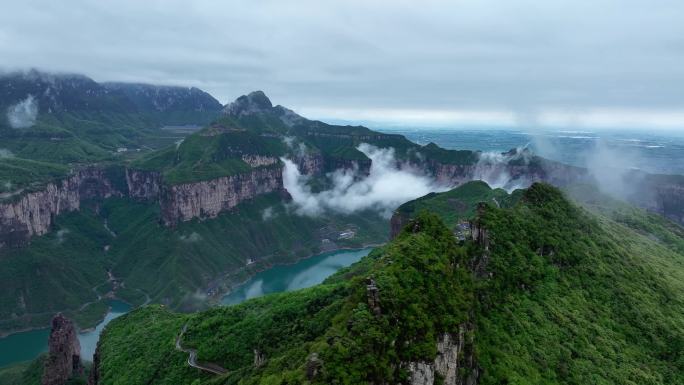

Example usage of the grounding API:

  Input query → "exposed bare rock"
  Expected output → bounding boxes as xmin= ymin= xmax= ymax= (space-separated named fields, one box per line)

xmin=305 ymin=353 xmax=323 ymax=380
xmin=389 ymin=211 xmax=409 ymax=240
xmin=125 ymin=169 xmax=161 ymax=200
xmin=0 ymin=168 xmax=124 ymax=249
xmin=253 ymin=349 xmax=266 ymax=368
xmin=241 ymin=154 xmax=279 ymax=168
xmin=87 ymin=344 xmax=101 ymax=385
xmin=293 ymin=153 xmax=325 ymax=176
xmin=408 ymin=361 xmax=435 ymax=385
xmin=366 ymin=277 xmax=382 ymax=316
xmin=160 ymin=167 xmax=283 ymax=226
xmin=223 ymin=90 xmax=273 ymax=117
xmin=42 ymin=314 xmax=82 ymax=385
xmin=406 ymin=325 xmax=479 ymax=385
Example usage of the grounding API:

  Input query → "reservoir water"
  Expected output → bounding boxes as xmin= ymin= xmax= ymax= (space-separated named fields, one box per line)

xmin=0 ymin=299 xmax=130 ymax=368
xmin=0 ymin=247 xmax=373 ymax=368
xmin=222 ymin=248 xmax=373 ymax=305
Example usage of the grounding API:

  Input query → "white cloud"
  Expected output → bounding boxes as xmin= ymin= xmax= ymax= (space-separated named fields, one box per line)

xmin=0 ymin=149 xmax=14 ymax=158
xmin=282 ymin=143 xmax=449 ymax=217
xmin=0 ymin=0 xmax=682 ymax=125
xmin=6 ymin=95 xmax=38 ymax=129
xmin=179 ymin=232 xmax=202 ymax=242
xmin=261 ymin=206 xmax=276 ymax=221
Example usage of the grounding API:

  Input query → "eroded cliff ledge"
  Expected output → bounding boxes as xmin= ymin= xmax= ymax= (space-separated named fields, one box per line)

xmin=160 ymin=166 xmax=284 ymax=226
xmin=0 ymin=167 xmax=125 ymax=249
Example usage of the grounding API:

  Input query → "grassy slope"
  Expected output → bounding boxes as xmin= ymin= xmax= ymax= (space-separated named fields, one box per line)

xmin=92 ymin=183 xmax=683 ymax=384
xmin=0 ymin=158 xmax=69 ymax=196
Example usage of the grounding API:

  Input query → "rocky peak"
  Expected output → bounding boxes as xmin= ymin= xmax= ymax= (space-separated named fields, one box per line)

xmin=223 ymin=90 xmax=273 ymax=116
xmin=223 ymin=91 xmax=306 ymax=127
xmin=42 ymin=313 xmax=82 ymax=385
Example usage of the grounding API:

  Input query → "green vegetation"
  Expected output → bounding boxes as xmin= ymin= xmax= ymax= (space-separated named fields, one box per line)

xmin=0 ymin=355 xmax=90 ymax=385
xmin=395 ymin=180 xmax=517 ymax=229
xmin=0 ymin=193 xmax=388 ymax=334
xmin=69 ymin=300 xmax=110 ymax=331
xmin=96 ymin=306 xmax=196 ymax=385
xmin=0 ymin=206 xmax=111 ymax=333
xmin=91 ymin=182 xmax=683 ymax=384
xmin=0 ymin=355 xmax=44 ymax=385
xmin=134 ymin=128 xmax=286 ymax=184
xmin=0 ymin=157 xmax=69 ymax=196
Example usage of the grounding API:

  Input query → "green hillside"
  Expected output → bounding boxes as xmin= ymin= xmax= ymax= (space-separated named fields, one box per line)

xmin=85 ymin=182 xmax=684 ymax=384
xmin=0 ymin=193 xmax=388 ymax=334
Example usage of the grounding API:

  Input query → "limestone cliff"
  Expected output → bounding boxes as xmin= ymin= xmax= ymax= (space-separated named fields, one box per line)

xmin=406 ymin=326 xmax=479 ymax=385
xmin=125 ymin=168 xmax=162 ymax=201
xmin=293 ymin=152 xmax=325 ymax=176
xmin=42 ymin=314 xmax=82 ymax=385
xmin=0 ymin=168 xmax=124 ymax=249
xmin=160 ymin=166 xmax=284 ymax=226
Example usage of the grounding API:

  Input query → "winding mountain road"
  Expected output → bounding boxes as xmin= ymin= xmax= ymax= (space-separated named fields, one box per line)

xmin=175 ymin=324 xmax=228 ymax=375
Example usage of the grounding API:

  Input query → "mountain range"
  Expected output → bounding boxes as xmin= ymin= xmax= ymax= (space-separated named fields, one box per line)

xmin=0 ymin=70 xmax=682 ymax=385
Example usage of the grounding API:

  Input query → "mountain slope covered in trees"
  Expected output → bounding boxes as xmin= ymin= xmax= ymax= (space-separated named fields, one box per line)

xmin=85 ymin=182 xmax=684 ymax=384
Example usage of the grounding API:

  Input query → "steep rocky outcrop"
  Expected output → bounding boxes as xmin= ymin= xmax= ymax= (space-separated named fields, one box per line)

xmin=125 ymin=169 xmax=162 ymax=200
xmin=293 ymin=152 xmax=325 ymax=176
xmin=652 ymin=182 xmax=684 ymax=224
xmin=88 ymin=345 xmax=101 ymax=385
xmin=424 ymin=157 xmax=589 ymax=190
xmin=160 ymin=166 xmax=284 ymax=226
xmin=42 ymin=314 xmax=82 ymax=385
xmin=0 ymin=168 xmax=124 ymax=249
xmin=628 ymin=175 xmax=684 ymax=225
xmin=389 ymin=211 xmax=410 ymax=239
xmin=406 ymin=326 xmax=479 ymax=385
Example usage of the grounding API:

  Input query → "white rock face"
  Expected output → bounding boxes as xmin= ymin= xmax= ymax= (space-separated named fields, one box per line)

xmin=160 ymin=166 xmax=283 ymax=225
xmin=125 ymin=169 xmax=161 ymax=200
xmin=241 ymin=155 xmax=278 ymax=168
xmin=407 ymin=330 xmax=472 ymax=385
xmin=408 ymin=362 xmax=435 ymax=385
xmin=0 ymin=168 xmax=123 ymax=249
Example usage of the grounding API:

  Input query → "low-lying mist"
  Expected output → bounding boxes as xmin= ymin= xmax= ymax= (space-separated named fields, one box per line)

xmin=6 ymin=95 xmax=38 ymax=129
xmin=282 ymin=143 xmax=449 ymax=217
xmin=532 ymin=133 xmax=647 ymax=201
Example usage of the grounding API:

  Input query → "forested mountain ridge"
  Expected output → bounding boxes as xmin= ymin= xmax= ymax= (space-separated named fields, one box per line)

xmin=1 ymin=72 xmax=683 ymax=347
xmin=78 ymin=182 xmax=684 ymax=384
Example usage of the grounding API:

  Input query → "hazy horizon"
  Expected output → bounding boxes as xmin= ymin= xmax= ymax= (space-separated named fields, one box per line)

xmin=2 ymin=0 xmax=683 ymax=130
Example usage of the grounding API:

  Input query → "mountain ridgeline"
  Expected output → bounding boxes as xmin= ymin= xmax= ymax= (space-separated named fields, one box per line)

xmin=83 ymin=182 xmax=684 ymax=384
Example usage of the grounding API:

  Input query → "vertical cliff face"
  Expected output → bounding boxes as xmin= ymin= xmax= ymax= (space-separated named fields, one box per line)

xmin=160 ymin=166 xmax=284 ymax=226
xmin=654 ymin=183 xmax=684 ymax=224
xmin=425 ymin=158 xmax=589 ymax=190
xmin=42 ymin=314 xmax=82 ymax=385
xmin=294 ymin=152 xmax=325 ymax=176
xmin=125 ymin=169 xmax=162 ymax=200
xmin=0 ymin=168 xmax=124 ymax=249
xmin=630 ymin=180 xmax=684 ymax=225
xmin=406 ymin=326 xmax=479 ymax=385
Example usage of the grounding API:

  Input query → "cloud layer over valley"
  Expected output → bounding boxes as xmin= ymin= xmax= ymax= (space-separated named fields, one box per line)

xmin=282 ymin=144 xmax=449 ymax=217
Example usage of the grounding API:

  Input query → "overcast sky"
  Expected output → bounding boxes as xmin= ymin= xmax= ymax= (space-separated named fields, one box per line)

xmin=1 ymin=0 xmax=683 ymax=129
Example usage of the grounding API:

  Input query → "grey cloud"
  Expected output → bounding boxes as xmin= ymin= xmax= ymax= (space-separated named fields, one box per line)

xmin=0 ymin=0 xmax=683 ymax=121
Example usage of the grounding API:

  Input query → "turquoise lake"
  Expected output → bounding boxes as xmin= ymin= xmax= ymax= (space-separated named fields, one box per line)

xmin=0 ymin=247 xmax=373 ymax=368
xmin=222 ymin=248 xmax=373 ymax=305
xmin=0 ymin=299 xmax=130 ymax=368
